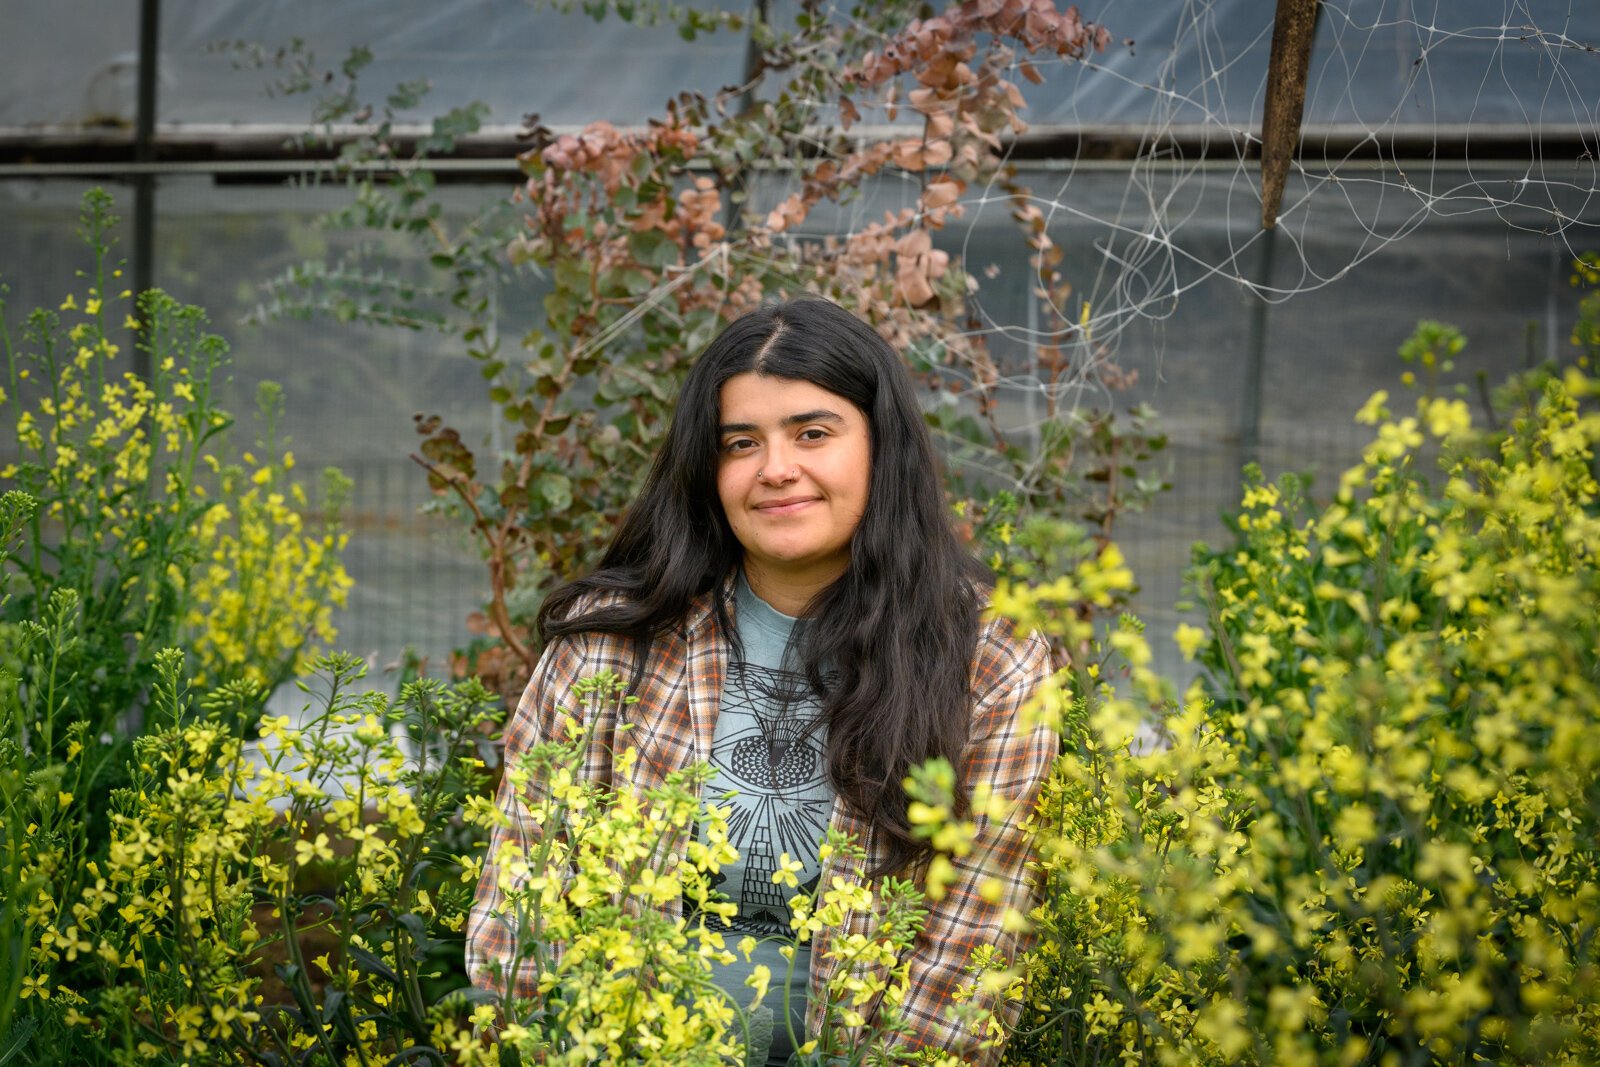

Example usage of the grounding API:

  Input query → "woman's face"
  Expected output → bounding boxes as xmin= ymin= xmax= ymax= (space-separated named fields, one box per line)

xmin=715 ymin=372 xmax=872 ymax=593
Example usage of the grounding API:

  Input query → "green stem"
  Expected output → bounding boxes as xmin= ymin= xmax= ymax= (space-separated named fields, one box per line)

xmin=41 ymin=598 xmax=65 ymax=759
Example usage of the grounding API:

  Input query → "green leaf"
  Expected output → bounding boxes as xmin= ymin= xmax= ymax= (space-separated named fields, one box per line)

xmin=0 ymin=1018 xmax=39 ymax=1067
xmin=536 ymin=472 xmax=573 ymax=511
xmin=628 ymin=229 xmax=679 ymax=270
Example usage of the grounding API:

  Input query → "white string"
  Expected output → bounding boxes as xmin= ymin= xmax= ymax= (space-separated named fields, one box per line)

xmin=754 ymin=0 xmax=1598 ymax=438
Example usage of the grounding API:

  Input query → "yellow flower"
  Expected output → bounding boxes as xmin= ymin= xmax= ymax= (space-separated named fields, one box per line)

xmin=1174 ymin=623 xmax=1207 ymax=661
xmin=1421 ymin=396 xmax=1472 ymax=438
xmin=746 ymin=963 xmax=771 ymax=1003
xmin=293 ymin=833 xmax=335 ymax=866
xmin=1355 ymin=389 xmax=1389 ymax=425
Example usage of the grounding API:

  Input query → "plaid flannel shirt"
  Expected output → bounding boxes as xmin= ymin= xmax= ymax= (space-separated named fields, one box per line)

xmin=466 ymin=584 xmax=1054 ymax=1065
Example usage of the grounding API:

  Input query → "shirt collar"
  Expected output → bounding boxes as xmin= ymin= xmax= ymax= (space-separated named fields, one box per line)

xmin=680 ymin=573 xmax=736 ymax=639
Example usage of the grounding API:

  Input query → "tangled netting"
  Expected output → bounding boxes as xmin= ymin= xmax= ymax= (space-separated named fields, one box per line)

xmin=767 ymin=0 xmax=1599 ymax=407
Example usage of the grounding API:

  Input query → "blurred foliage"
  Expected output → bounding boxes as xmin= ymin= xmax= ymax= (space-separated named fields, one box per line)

xmin=0 ymin=191 xmax=355 ymax=1058
xmin=1002 ymin=306 xmax=1600 ymax=1064
xmin=240 ymin=1 xmax=1165 ymax=704
xmin=1 ymin=190 xmax=353 ymax=743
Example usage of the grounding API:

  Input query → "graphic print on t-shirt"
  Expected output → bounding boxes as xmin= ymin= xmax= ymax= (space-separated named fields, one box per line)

xmin=708 ymin=659 xmax=832 ymax=936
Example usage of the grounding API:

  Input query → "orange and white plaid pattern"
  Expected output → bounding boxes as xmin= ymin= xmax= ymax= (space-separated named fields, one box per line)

xmin=466 ymin=586 xmax=1054 ymax=1065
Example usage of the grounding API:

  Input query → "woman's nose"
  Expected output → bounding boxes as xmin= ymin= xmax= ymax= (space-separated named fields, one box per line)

xmin=758 ymin=443 xmax=799 ymax=484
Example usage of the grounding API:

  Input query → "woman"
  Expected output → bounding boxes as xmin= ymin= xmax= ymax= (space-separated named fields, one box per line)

xmin=467 ymin=297 xmax=1054 ymax=1065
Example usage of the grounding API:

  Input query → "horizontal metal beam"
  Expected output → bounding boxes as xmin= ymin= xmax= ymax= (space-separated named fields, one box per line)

xmin=1 ymin=121 xmax=1588 ymax=176
xmin=0 ymin=155 xmax=1566 ymax=181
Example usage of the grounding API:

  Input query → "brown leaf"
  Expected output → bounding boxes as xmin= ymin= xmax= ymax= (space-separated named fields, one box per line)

xmin=899 ymin=270 xmax=935 ymax=307
xmin=840 ymin=95 xmax=861 ymax=129
xmin=922 ymin=139 xmax=954 ymax=167
xmin=921 ymin=178 xmax=964 ymax=211
xmin=892 ymin=140 xmax=927 ymax=171
xmin=895 ymin=229 xmax=933 ymax=256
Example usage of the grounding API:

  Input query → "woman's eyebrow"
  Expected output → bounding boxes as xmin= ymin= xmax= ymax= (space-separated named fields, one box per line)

xmin=717 ymin=409 xmax=845 ymax=435
xmin=782 ymin=409 xmax=844 ymax=427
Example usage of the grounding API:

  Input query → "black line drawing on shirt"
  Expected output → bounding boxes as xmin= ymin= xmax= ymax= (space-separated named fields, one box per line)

xmin=708 ymin=660 xmax=834 ymax=936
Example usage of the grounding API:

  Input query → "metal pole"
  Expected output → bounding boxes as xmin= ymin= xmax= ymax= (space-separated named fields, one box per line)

xmin=1260 ymin=0 xmax=1320 ymax=230
xmin=131 ymin=0 xmax=160 ymax=382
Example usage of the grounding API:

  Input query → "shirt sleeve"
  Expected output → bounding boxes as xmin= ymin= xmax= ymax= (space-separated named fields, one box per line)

xmin=885 ymin=623 xmax=1056 ymax=1065
xmin=464 ymin=630 xmax=598 ymax=1001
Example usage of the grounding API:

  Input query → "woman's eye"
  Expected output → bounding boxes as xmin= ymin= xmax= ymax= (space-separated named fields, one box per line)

xmin=798 ymin=428 xmax=827 ymax=443
xmin=723 ymin=438 xmax=756 ymax=453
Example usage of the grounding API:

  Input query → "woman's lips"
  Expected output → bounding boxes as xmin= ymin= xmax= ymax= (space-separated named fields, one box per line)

xmin=753 ymin=496 xmax=820 ymax=516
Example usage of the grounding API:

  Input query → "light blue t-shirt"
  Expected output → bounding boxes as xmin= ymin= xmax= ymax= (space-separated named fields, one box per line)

xmin=707 ymin=574 xmax=835 ymax=1066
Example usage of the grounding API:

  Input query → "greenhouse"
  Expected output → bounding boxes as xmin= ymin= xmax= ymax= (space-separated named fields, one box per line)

xmin=2 ymin=1 xmax=1598 ymax=1064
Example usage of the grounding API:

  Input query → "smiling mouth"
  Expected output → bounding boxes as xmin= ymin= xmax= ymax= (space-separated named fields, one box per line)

xmin=754 ymin=497 xmax=820 ymax=515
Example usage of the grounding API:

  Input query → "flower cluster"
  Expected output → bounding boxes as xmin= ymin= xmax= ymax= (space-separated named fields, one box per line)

xmin=6 ymin=641 xmax=500 ymax=1065
xmin=182 ymin=382 xmax=354 ymax=692
xmin=1005 ymin=336 xmax=1600 ymax=1064
xmin=1 ymin=190 xmax=356 ymax=1064
xmin=467 ymin=671 xmax=950 ymax=1066
xmin=466 ymin=675 xmax=756 ymax=1065
xmin=1 ymin=191 xmax=354 ymax=746
xmin=5 ymin=642 xmax=958 ymax=1066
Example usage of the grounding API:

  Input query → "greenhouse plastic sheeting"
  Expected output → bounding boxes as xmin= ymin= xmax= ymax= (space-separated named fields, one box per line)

xmin=1014 ymin=0 xmax=1600 ymax=128
xmin=0 ymin=0 xmax=750 ymax=129
xmin=4 ymin=165 xmax=1591 ymax=674
xmin=2 ymin=0 xmax=1596 ymax=131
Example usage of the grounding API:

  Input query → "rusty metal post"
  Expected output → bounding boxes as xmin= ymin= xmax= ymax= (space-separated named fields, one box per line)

xmin=1260 ymin=0 xmax=1320 ymax=230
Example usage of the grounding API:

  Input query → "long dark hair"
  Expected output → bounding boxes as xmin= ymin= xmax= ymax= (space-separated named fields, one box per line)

xmin=540 ymin=297 xmax=989 ymax=875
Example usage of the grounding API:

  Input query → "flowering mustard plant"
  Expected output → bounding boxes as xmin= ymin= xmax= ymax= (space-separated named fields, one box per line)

xmin=182 ymin=382 xmax=354 ymax=694
xmin=466 ymin=673 xmax=756 ymax=1065
xmin=1003 ymin=337 xmax=1599 ymax=1064
xmin=0 ymin=189 xmax=353 ymax=744
xmin=4 ymin=641 xmax=500 ymax=1065
xmin=5 ymin=627 xmax=947 ymax=1064
xmin=0 ymin=189 xmax=352 ymax=1064
xmin=467 ymin=671 xmax=961 ymax=1067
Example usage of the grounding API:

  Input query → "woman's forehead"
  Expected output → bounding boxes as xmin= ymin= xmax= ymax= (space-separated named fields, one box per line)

xmin=716 ymin=373 xmax=863 ymax=427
